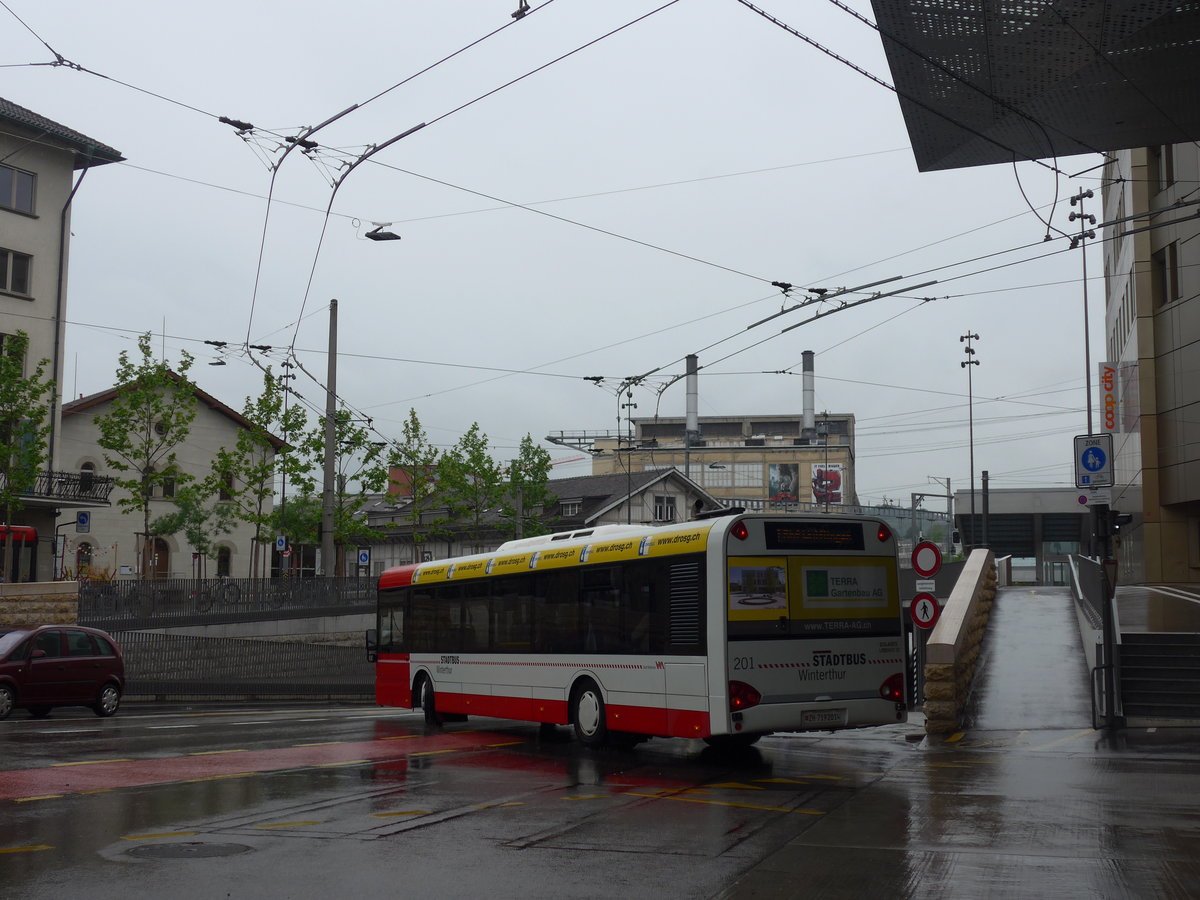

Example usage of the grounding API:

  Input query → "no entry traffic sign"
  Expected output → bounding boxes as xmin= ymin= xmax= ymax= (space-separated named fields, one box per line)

xmin=912 ymin=541 xmax=942 ymax=578
xmin=911 ymin=592 xmax=941 ymax=629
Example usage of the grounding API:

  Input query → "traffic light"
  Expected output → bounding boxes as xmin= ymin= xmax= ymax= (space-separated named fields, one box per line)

xmin=1110 ymin=511 xmax=1133 ymax=534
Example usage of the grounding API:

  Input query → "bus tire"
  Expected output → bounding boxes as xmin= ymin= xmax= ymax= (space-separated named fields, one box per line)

xmin=570 ymin=679 xmax=608 ymax=748
xmin=417 ymin=675 xmax=442 ymax=727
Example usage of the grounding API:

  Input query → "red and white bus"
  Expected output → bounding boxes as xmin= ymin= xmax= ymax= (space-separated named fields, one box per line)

xmin=371 ymin=511 xmax=907 ymax=748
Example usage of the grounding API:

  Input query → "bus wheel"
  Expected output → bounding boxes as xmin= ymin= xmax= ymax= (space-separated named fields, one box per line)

xmin=418 ymin=676 xmax=442 ymax=727
xmin=570 ymin=679 xmax=608 ymax=748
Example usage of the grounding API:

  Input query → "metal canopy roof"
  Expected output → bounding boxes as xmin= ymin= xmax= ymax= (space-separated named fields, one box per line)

xmin=869 ymin=0 xmax=1200 ymax=172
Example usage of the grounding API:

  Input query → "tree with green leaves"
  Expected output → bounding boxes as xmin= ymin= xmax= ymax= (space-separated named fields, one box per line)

xmin=293 ymin=407 xmax=389 ymax=574
xmin=436 ymin=422 xmax=504 ymax=554
xmin=499 ymin=434 xmax=554 ymax=539
xmin=93 ymin=333 xmax=198 ymax=579
xmin=386 ymin=409 xmax=441 ymax=562
xmin=150 ymin=482 xmax=233 ymax=578
xmin=210 ymin=368 xmax=306 ymax=577
xmin=0 ymin=331 xmax=54 ymax=586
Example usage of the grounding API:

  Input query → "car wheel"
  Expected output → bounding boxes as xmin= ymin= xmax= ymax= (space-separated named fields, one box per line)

xmin=93 ymin=683 xmax=121 ymax=718
xmin=570 ymin=678 xmax=608 ymax=748
xmin=0 ymin=684 xmax=14 ymax=720
xmin=28 ymin=706 xmax=52 ymax=719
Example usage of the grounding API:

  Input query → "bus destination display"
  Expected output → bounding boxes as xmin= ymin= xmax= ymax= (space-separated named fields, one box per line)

xmin=765 ymin=521 xmax=864 ymax=551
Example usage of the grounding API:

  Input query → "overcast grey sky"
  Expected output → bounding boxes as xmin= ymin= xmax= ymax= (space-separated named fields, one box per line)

xmin=3 ymin=0 xmax=1105 ymax=504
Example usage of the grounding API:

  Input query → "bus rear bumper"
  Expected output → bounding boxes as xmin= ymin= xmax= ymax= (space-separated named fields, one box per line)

xmin=719 ymin=697 xmax=907 ymax=736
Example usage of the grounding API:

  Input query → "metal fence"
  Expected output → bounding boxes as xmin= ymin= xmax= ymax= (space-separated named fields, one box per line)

xmin=112 ymin=631 xmax=374 ymax=700
xmin=79 ymin=576 xmax=375 ymax=630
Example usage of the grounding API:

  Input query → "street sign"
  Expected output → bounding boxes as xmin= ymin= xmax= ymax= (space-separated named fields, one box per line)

xmin=912 ymin=541 xmax=942 ymax=578
xmin=276 ymin=535 xmax=287 ymax=551
xmin=1074 ymin=433 xmax=1113 ymax=488
xmin=911 ymin=592 xmax=941 ymax=629
xmin=357 ymin=548 xmax=370 ymax=566
xmin=1077 ymin=488 xmax=1111 ymax=507
xmin=75 ymin=511 xmax=91 ymax=534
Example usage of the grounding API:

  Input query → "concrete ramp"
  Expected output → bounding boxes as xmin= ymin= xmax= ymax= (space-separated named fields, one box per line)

xmin=963 ymin=585 xmax=1092 ymax=731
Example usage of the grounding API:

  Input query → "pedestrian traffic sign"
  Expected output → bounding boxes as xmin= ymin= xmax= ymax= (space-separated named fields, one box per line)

xmin=1074 ymin=433 xmax=1113 ymax=488
xmin=911 ymin=592 xmax=940 ymax=629
xmin=358 ymin=548 xmax=370 ymax=566
xmin=75 ymin=511 xmax=91 ymax=534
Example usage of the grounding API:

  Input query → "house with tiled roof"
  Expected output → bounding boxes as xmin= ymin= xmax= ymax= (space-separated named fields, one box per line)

xmin=61 ymin=379 xmax=285 ymax=580
xmin=1 ymin=97 xmax=123 ymax=579
xmin=360 ymin=469 xmax=724 ymax=575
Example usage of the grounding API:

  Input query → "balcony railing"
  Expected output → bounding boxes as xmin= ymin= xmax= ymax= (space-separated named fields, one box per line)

xmin=0 ymin=469 xmax=115 ymax=504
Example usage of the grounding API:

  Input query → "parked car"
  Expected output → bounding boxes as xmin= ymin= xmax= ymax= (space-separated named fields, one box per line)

xmin=0 ymin=625 xmax=125 ymax=720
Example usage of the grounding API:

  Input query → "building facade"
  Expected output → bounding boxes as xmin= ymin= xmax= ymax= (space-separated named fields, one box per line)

xmin=1101 ymin=145 xmax=1200 ymax=583
xmin=61 ymin=383 xmax=283 ymax=580
xmin=1 ymin=97 xmax=122 ymax=580
xmin=362 ymin=470 xmax=723 ymax=577
xmin=551 ymin=413 xmax=856 ymax=509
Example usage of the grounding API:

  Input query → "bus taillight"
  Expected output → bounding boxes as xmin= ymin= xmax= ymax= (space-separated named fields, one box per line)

xmin=876 ymin=523 xmax=892 ymax=543
xmin=879 ymin=673 xmax=905 ymax=703
xmin=731 ymin=520 xmax=749 ymax=541
xmin=728 ymin=680 xmax=761 ymax=711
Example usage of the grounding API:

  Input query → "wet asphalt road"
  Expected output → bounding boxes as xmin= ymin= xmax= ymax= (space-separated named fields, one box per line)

xmin=3 ymin=586 xmax=1200 ymax=899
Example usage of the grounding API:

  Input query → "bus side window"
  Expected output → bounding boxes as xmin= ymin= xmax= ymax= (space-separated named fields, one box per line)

xmin=435 ymin=585 xmax=464 ymax=652
xmin=463 ymin=583 xmax=490 ymax=651
xmin=379 ymin=590 xmax=407 ymax=653
xmin=410 ymin=590 xmax=436 ymax=651
xmin=535 ymin=571 xmax=580 ymax=652
xmin=492 ymin=576 xmax=532 ymax=651
xmin=624 ymin=562 xmax=664 ymax=653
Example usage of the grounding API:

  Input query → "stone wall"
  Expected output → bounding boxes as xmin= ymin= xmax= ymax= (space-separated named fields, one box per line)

xmin=0 ymin=582 xmax=80 ymax=627
xmin=922 ymin=550 xmax=997 ymax=735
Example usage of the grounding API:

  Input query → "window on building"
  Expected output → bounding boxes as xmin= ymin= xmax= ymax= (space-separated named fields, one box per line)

xmin=217 ymin=546 xmax=231 ymax=577
xmin=561 ymin=500 xmax=581 ymax=517
xmin=0 ymin=164 xmax=35 ymax=214
xmin=76 ymin=542 xmax=93 ymax=574
xmin=653 ymin=495 xmax=676 ymax=522
xmin=219 ymin=473 xmax=234 ymax=501
xmin=1152 ymin=242 xmax=1179 ymax=307
xmin=734 ymin=463 xmax=760 ymax=488
xmin=79 ymin=461 xmax=96 ymax=493
xmin=1149 ymin=144 xmax=1175 ymax=193
xmin=705 ymin=465 xmax=731 ymax=488
xmin=0 ymin=248 xmax=32 ymax=296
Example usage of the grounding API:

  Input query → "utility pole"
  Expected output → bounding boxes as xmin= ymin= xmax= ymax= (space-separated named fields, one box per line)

xmin=960 ymin=332 xmax=980 ymax=548
xmin=1070 ymin=188 xmax=1097 ymax=434
xmin=321 ymin=299 xmax=338 ymax=577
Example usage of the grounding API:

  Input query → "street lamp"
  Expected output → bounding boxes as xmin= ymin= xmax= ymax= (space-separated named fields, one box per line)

xmin=960 ymin=332 xmax=980 ymax=547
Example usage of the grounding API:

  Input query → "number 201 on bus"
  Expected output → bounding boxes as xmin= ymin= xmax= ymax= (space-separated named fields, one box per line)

xmin=367 ymin=511 xmax=908 ymax=749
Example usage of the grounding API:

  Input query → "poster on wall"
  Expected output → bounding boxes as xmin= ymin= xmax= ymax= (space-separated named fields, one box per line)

xmin=768 ymin=463 xmax=799 ymax=501
xmin=812 ymin=463 xmax=843 ymax=505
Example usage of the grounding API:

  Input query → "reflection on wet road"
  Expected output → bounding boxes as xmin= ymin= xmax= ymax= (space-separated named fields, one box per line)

xmin=4 ymin=587 xmax=1200 ymax=898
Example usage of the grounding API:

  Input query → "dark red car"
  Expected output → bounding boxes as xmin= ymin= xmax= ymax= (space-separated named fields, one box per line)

xmin=0 ymin=625 xmax=125 ymax=720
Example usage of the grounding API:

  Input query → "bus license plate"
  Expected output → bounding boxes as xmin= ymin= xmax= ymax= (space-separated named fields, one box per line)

xmin=802 ymin=709 xmax=846 ymax=727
